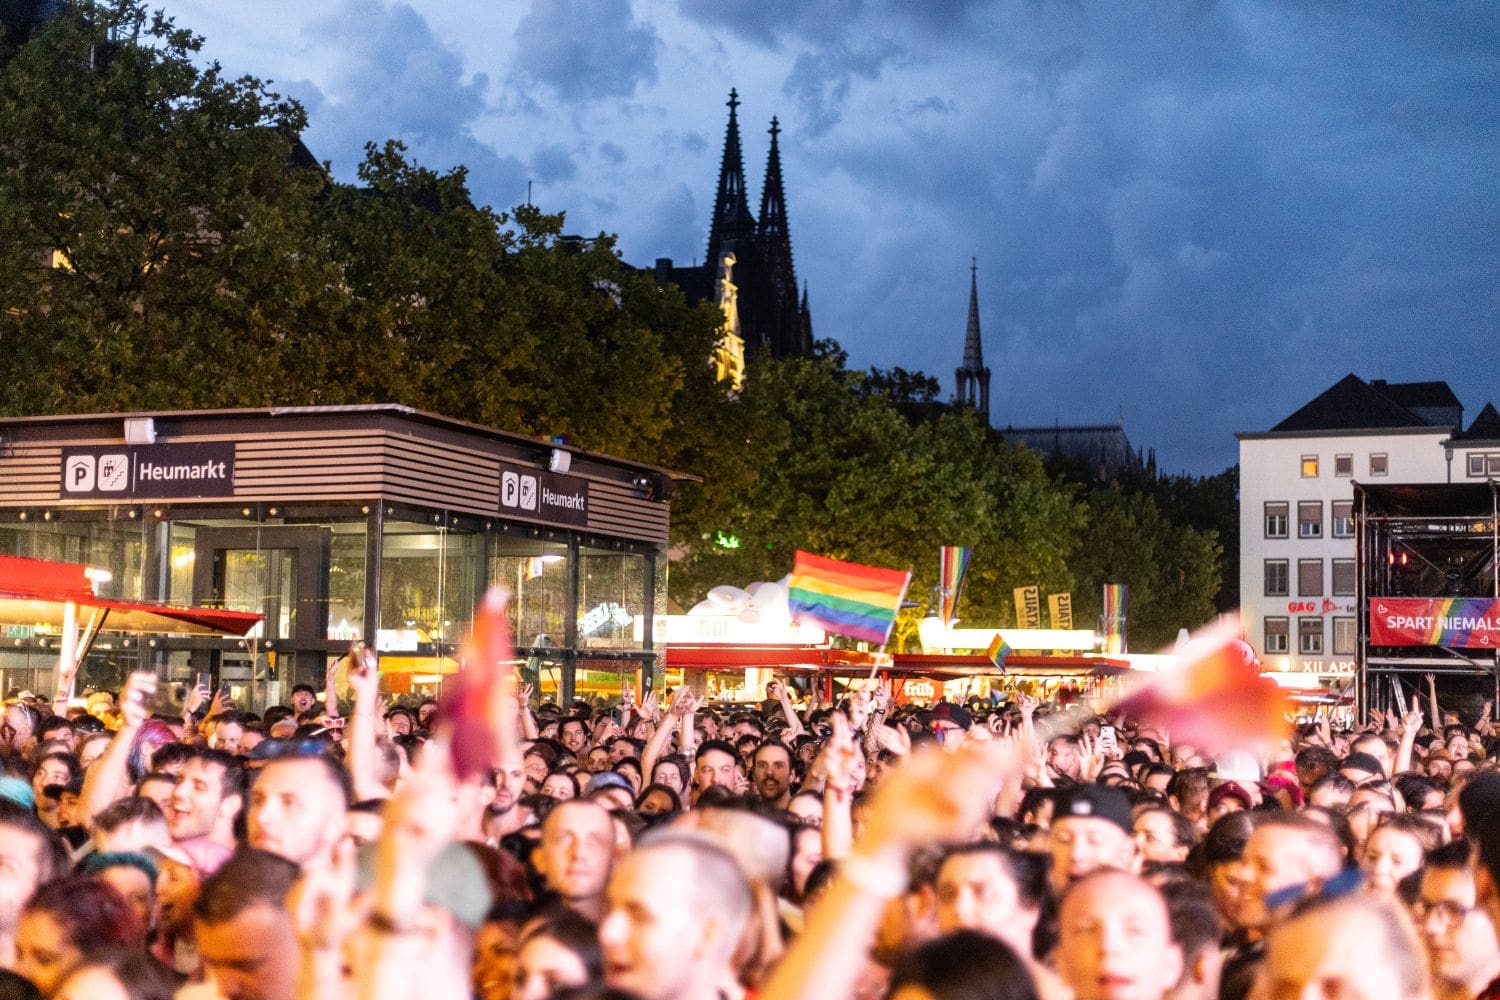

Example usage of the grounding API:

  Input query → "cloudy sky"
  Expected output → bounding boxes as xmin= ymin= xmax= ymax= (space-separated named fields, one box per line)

xmin=156 ymin=0 xmax=1498 ymax=473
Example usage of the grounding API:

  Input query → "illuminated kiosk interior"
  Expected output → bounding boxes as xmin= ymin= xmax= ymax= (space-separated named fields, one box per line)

xmin=0 ymin=407 xmax=685 ymax=706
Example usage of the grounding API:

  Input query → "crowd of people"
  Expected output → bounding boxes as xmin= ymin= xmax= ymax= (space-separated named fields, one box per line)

xmin=1 ymin=650 xmax=1500 ymax=1000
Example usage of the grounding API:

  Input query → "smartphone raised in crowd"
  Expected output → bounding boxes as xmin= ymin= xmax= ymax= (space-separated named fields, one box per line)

xmin=1097 ymin=725 xmax=1119 ymax=757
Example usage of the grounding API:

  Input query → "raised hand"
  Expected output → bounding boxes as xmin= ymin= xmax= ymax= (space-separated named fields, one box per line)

xmin=822 ymin=713 xmax=861 ymax=796
xmin=669 ymin=687 xmax=697 ymax=719
xmin=871 ymin=681 xmax=891 ymax=714
xmin=518 ymin=682 xmax=535 ymax=708
xmin=119 ymin=672 xmax=156 ymax=730
xmin=184 ymin=678 xmax=210 ymax=717
xmin=348 ymin=645 xmax=380 ymax=703
xmin=640 ymin=691 xmax=659 ymax=722
xmin=1078 ymin=732 xmax=1104 ymax=782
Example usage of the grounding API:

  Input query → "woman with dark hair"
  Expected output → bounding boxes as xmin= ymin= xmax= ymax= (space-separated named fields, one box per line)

xmin=887 ymin=930 xmax=1039 ymax=1000
xmin=540 ymin=769 xmax=581 ymax=801
xmin=29 ymin=752 xmax=78 ymax=829
xmin=14 ymin=876 xmax=145 ymax=997
xmin=634 ymin=783 xmax=681 ymax=816
xmin=649 ymin=754 xmax=691 ymax=799
xmin=514 ymin=909 xmax=603 ymax=1000
xmin=54 ymin=947 xmax=183 ymax=1000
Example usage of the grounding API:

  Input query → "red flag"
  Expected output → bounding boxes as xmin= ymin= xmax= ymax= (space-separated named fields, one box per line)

xmin=440 ymin=586 xmax=519 ymax=780
xmin=1112 ymin=631 xmax=1287 ymax=754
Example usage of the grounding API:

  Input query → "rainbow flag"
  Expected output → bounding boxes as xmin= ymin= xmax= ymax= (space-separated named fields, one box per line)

xmin=788 ymin=550 xmax=912 ymax=645
xmin=1102 ymin=583 xmax=1128 ymax=653
xmin=939 ymin=546 xmax=973 ymax=625
xmin=986 ymin=633 xmax=1012 ymax=669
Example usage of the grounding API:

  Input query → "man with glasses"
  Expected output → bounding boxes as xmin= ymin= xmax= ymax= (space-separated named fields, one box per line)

xmin=1415 ymin=842 xmax=1500 ymax=1000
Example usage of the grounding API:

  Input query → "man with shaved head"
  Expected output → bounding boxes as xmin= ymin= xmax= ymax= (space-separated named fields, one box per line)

xmin=1056 ymin=869 xmax=1184 ymax=1000
xmin=537 ymin=798 xmax=617 ymax=920
xmin=599 ymin=830 xmax=752 ymax=1000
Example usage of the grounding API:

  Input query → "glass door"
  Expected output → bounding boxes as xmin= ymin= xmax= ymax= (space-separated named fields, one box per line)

xmin=193 ymin=527 xmax=329 ymax=709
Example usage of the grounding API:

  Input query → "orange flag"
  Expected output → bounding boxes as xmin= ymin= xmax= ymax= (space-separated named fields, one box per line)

xmin=440 ymin=586 xmax=519 ymax=780
xmin=1112 ymin=626 xmax=1288 ymax=754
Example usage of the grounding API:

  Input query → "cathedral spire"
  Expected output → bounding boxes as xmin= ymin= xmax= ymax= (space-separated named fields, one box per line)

xmin=705 ymin=89 xmax=757 ymax=275
xmin=955 ymin=259 xmax=991 ymax=423
xmin=757 ymin=115 xmax=801 ymax=357
xmin=759 ymin=117 xmax=788 ymax=240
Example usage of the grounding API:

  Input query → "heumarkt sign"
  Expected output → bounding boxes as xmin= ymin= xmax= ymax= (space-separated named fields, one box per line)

xmin=497 ymin=460 xmax=589 ymax=528
xmin=60 ymin=444 xmax=235 ymax=500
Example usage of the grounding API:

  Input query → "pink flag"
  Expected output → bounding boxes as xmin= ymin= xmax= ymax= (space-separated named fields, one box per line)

xmin=440 ymin=586 xmax=519 ymax=780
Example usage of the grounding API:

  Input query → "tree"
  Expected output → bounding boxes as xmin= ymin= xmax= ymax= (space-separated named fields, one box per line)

xmin=0 ymin=2 xmax=335 ymax=412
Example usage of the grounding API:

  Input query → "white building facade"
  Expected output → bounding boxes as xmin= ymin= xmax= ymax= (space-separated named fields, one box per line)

xmin=1237 ymin=375 xmax=1465 ymax=677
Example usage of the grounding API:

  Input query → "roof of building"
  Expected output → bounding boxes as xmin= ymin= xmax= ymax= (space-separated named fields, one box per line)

xmin=1369 ymin=379 xmax=1463 ymax=412
xmin=1269 ymin=374 xmax=1451 ymax=433
xmin=1454 ymin=402 xmax=1500 ymax=443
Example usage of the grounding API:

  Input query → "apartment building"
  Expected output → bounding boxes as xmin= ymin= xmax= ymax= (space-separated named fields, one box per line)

xmin=1238 ymin=375 xmax=1460 ymax=674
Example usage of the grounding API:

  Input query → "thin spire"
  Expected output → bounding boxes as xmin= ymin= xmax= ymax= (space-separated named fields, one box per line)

xmin=706 ymin=88 xmax=757 ymax=271
xmin=963 ymin=258 xmax=983 ymax=369
xmin=760 ymin=116 xmax=788 ymax=238
xmin=955 ymin=258 xmax=991 ymax=423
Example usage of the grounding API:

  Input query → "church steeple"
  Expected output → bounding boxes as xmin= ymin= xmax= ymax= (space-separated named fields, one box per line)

xmin=757 ymin=116 xmax=803 ymax=357
xmin=705 ymin=89 xmax=757 ymax=276
xmin=955 ymin=259 xmax=991 ymax=423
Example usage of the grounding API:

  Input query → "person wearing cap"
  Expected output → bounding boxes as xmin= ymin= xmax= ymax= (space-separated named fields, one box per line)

xmin=537 ymin=799 xmax=617 ymax=921
xmin=1047 ymin=784 xmax=1139 ymax=894
xmin=150 ymin=836 xmax=233 ymax=976
xmin=927 ymin=703 xmax=972 ymax=745
xmin=584 ymin=771 xmax=636 ymax=812
xmin=1206 ymin=782 xmax=1254 ymax=824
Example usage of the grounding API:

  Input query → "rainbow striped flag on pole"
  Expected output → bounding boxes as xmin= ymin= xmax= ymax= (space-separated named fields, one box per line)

xmin=1103 ymin=583 xmax=1128 ymax=653
xmin=986 ymin=632 xmax=1012 ymax=669
xmin=788 ymin=550 xmax=912 ymax=645
xmin=939 ymin=546 xmax=973 ymax=625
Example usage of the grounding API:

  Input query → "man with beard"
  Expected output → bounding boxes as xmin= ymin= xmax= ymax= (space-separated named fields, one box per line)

xmin=750 ymin=741 xmax=796 ymax=810
xmin=485 ymin=757 xmax=529 ymax=841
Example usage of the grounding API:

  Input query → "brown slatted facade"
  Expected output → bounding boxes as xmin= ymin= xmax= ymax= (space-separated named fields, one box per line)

xmin=0 ymin=408 xmax=677 ymax=545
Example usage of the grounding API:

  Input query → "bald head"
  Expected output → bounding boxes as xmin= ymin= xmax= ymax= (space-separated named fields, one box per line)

xmin=1264 ymin=896 xmax=1426 ymax=1000
xmin=1057 ymin=871 xmax=1183 ymax=1000
xmin=539 ymin=799 xmax=616 ymax=914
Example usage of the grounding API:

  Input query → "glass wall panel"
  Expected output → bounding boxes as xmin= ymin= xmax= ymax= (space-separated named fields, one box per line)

xmin=490 ymin=535 xmax=569 ymax=648
xmin=577 ymin=546 xmax=646 ymax=650
xmin=379 ymin=521 xmax=484 ymax=653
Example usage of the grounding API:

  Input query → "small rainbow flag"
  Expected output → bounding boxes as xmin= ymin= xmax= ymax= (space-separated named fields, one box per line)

xmin=986 ymin=633 xmax=1012 ymax=669
xmin=788 ymin=550 xmax=912 ymax=646
xmin=1102 ymin=583 xmax=1128 ymax=653
xmin=939 ymin=546 xmax=973 ymax=625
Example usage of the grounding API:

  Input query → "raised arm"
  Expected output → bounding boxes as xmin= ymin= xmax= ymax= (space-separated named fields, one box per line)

xmin=1394 ymin=707 xmax=1422 ymax=776
xmin=78 ymin=672 xmax=154 ymax=828
xmin=642 ymin=687 xmax=693 ymax=783
xmin=762 ymin=740 xmax=1019 ymax=1000
xmin=1426 ymin=673 xmax=1442 ymax=729
xmin=346 ymin=645 xmax=389 ymax=802
xmin=820 ymin=713 xmax=858 ymax=862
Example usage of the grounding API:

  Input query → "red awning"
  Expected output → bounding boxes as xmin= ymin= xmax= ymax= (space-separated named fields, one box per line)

xmin=0 ymin=555 xmax=262 ymax=637
xmin=891 ymin=653 xmax=1132 ymax=680
xmin=665 ymin=644 xmax=890 ymax=672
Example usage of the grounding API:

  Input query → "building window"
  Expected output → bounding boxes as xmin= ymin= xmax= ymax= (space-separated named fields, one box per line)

xmin=1335 ymin=454 xmax=1353 ymax=476
xmin=1332 ymin=501 xmax=1353 ymax=538
xmin=1332 ymin=617 xmax=1356 ymax=655
xmin=1370 ymin=453 xmax=1388 ymax=476
xmin=1301 ymin=455 xmax=1319 ymax=478
xmin=1265 ymin=617 xmax=1289 ymax=654
xmin=1299 ymin=617 xmax=1324 ymax=655
xmin=1264 ymin=559 xmax=1289 ymax=597
xmin=1332 ymin=558 xmax=1356 ymax=596
xmin=1298 ymin=559 xmax=1323 ymax=596
xmin=1468 ymin=453 xmax=1500 ymax=478
xmin=1298 ymin=501 xmax=1322 ymax=539
xmin=1264 ymin=502 xmax=1289 ymax=539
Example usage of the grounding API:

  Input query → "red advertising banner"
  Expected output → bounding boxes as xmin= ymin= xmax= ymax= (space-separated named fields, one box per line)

xmin=1369 ymin=597 xmax=1500 ymax=648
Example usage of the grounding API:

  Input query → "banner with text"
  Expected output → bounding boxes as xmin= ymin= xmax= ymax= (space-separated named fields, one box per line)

xmin=61 ymin=444 xmax=235 ymax=500
xmin=1369 ymin=597 xmax=1500 ymax=648
xmin=498 ymin=461 xmax=589 ymax=527
xmin=1014 ymin=586 xmax=1042 ymax=628
xmin=1048 ymin=592 xmax=1074 ymax=630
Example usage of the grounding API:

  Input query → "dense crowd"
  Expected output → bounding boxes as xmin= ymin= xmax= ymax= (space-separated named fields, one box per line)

xmin=1 ymin=651 xmax=1499 ymax=1000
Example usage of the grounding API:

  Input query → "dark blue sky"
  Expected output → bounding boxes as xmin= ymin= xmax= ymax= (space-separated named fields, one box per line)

xmin=162 ymin=0 xmax=1499 ymax=474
